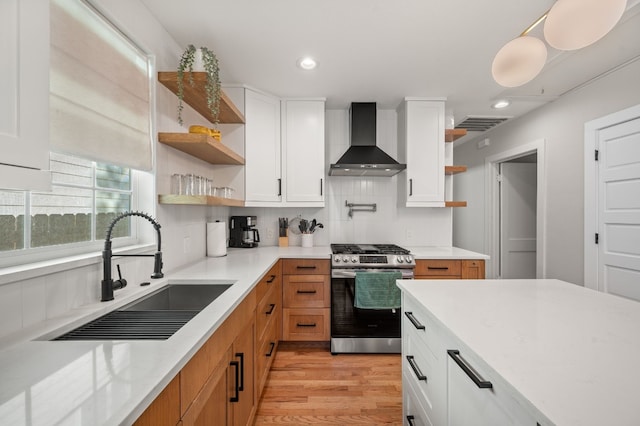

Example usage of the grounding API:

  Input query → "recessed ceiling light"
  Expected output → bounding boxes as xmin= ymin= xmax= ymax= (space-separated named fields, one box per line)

xmin=297 ymin=57 xmax=317 ymax=70
xmin=492 ymin=99 xmax=511 ymax=109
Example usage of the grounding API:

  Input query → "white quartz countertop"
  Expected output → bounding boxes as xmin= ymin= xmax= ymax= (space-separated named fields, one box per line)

xmin=0 ymin=245 xmax=486 ymax=425
xmin=397 ymin=279 xmax=640 ymax=426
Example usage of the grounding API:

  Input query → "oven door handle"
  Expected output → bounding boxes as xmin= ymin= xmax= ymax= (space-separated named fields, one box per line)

xmin=331 ymin=269 xmax=414 ymax=279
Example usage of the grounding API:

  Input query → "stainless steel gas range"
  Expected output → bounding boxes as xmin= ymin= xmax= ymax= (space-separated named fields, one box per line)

xmin=330 ymin=244 xmax=415 ymax=354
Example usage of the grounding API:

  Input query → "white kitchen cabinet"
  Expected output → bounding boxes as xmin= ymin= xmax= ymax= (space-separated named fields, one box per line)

xmin=401 ymin=290 xmax=539 ymax=426
xmin=0 ymin=0 xmax=51 ymax=191
xmin=281 ymin=99 xmax=325 ymax=205
xmin=397 ymin=98 xmax=445 ymax=207
xmin=244 ymin=88 xmax=282 ymax=204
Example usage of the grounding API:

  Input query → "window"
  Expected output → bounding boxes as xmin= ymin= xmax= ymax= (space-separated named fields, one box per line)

xmin=0 ymin=0 xmax=155 ymax=269
xmin=0 ymin=153 xmax=137 ymax=265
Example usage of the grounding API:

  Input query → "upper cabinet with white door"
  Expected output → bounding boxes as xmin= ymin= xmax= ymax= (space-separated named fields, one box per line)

xmin=397 ymin=98 xmax=445 ymax=207
xmin=244 ymin=88 xmax=282 ymax=204
xmin=0 ymin=0 xmax=51 ymax=191
xmin=282 ymin=99 xmax=325 ymax=206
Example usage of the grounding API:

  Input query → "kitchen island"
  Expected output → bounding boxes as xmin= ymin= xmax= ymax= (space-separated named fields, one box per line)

xmin=398 ymin=279 xmax=640 ymax=426
xmin=0 ymin=245 xmax=486 ymax=426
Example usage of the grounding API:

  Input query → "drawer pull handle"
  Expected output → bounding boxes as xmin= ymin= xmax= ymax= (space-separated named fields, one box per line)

xmin=404 ymin=312 xmax=425 ymax=330
xmin=229 ymin=360 xmax=240 ymax=402
xmin=447 ymin=349 xmax=493 ymax=389
xmin=235 ymin=352 xmax=245 ymax=391
xmin=266 ymin=342 xmax=276 ymax=357
xmin=265 ymin=303 xmax=276 ymax=315
xmin=406 ymin=415 xmax=416 ymax=426
xmin=427 ymin=266 xmax=449 ymax=270
xmin=266 ymin=274 xmax=277 ymax=283
xmin=296 ymin=265 xmax=317 ymax=270
xmin=296 ymin=322 xmax=317 ymax=328
xmin=296 ymin=289 xmax=317 ymax=294
xmin=406 ymin=355 xmax=427 ymax=381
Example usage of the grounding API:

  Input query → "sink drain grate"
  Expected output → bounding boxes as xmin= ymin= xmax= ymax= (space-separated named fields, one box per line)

xmin=53 ymin=310 xmax=199 ymax=341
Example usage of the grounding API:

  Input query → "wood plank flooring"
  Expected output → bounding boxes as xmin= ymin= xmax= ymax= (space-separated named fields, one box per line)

xmin=254 ymin=342 xmax=403 ymax=425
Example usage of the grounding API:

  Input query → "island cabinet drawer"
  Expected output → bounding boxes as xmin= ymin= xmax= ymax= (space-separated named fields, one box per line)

xmin=255 ymin=260 xmax=281 ymax=302
xmin=282 ymin=308 xmax=330 ymax=341
xmin=415 ymin=260 xmax=461 ymax=278
xmin=404 ymin=332 xmax=446 ymax=419
xmin=403 ymin=370 xmax=434 ymax=426
xmin=283 ymin=275 xmax=330 ymax=308
xmin=256 ymin=280 xmax=280 ymax=342
xmin=282 ymin=258 xmax=330 ymax=275
xmin=403 ymin=295 xmax=446 ymax=358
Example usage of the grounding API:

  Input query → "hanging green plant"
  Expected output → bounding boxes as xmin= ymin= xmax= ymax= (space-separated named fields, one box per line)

xmin=176 ymin=44 xmax=221 ymax=126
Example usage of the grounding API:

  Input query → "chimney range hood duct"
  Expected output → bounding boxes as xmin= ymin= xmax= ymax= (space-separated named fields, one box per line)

xmin=329 ymin=102 xmax=406 ymax=177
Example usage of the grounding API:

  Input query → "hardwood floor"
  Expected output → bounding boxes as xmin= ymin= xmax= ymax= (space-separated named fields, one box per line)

xmin=254 ymin=342 xmax=403 ymax=425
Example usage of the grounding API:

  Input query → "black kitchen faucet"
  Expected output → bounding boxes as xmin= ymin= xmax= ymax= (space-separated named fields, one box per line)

xmin=101 ymin=211 xmax=163 ymax=302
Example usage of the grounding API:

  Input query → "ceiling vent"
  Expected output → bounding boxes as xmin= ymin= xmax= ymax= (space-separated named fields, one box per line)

xmin=456 ymin=116 xmax=510 ymax=132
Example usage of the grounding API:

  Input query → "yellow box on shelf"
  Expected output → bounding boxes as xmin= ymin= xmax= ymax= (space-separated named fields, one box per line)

xmin=189 ymin=125 xmax=221 ymax=141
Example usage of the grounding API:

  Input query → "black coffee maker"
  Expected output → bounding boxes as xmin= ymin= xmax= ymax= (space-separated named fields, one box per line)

xmin=229 ymin=216 xmax=260 ymax=248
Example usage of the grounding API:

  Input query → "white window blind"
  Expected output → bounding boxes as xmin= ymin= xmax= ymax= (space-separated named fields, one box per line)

xmin=50 ymin=0 xmax=152 ymax=171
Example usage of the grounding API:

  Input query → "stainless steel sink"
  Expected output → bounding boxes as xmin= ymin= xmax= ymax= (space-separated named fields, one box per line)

xmin=121 ymin=284 xmax=232 ymax=312
xmin=53 ymin=284 xmax=232 ymax=341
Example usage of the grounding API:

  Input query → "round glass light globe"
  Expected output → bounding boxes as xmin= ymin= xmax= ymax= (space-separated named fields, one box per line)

xmin=491 ymin=36 xmax=547 ymax=88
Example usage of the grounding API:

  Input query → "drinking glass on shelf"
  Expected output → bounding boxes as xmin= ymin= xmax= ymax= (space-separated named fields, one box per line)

xmin=171 ymin=173 xmax=184 ymax=195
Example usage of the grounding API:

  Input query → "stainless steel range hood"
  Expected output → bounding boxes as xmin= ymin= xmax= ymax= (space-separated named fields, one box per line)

xmin=329 ymin=102 xmax=406 ymax=177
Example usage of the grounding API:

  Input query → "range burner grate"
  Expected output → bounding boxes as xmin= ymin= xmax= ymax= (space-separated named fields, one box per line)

xmin=331 ymin=244 xmax=410 ymax=255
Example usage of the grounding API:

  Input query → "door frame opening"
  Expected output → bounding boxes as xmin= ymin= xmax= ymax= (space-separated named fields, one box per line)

xmin=484 ymin=139 xmax=546 ymax=279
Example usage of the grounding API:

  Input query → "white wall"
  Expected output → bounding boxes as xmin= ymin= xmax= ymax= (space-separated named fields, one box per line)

xmin=453 ymin=58 xmax=640 ymax=285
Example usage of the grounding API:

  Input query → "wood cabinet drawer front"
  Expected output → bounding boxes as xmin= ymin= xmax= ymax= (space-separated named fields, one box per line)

xmin=461 ymin=259 xmax=485 ymax=279
xmin=283 ymin=275 xmax=330 ymax=308
xmin=256 ymin=284 xmax=280 ymax=342
xmin=256 ymin=261 xmax=281 ymax=302
xmin=415 ymin=259 xmax=461 ymax=277
xmin=282 ymin=308 xmax=330 ymax=341
xmin=282 ymin=258 xmax=330 ymax=275
xmin=256 ymin=317 xmax=279 ymax=396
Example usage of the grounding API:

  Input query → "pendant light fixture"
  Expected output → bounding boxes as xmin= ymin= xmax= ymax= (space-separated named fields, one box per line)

xmin=544 ymin=0 xmax=627 ymax=50
xmin=492 ymin=36 xmax=547 ymax=87
xmin=492 ymin=0 xmax=628 ymax=87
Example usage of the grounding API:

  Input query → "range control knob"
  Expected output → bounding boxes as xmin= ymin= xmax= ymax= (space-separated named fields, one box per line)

xmin=405 ymin=255 xmax=413 ymax=263
xmin=334 ymin=256 xmax=341 ymax=263
xmin=351 ymin=256 xmax=358 ymax=263
xmin=397 ymin=256 xmax=404 ymax=263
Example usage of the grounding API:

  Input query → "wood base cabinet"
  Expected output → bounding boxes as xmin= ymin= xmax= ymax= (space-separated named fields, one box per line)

xmin=282 ymin=259 xmax=330 ymax=341
xmin=415 ymin=259 xmax=485 ymax=280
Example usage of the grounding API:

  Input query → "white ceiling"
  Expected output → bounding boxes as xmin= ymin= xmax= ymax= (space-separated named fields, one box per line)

xmin=140 ymin=0 xmax=640 ymax=144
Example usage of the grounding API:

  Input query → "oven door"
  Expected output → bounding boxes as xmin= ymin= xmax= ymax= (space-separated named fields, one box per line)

xmin=330 ymin=268 xmax=413 ymax=342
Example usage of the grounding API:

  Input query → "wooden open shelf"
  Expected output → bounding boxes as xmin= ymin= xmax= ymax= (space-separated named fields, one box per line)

xmin=445 ymin=128 xmax=468 ymax=142
xmin=158 ymin=133 xmax=244 ymax=165
xmin=445 ymin=201 xmax=467 ymax=207
xmin=158 ymin=72 xmax=245 ymax=124
xmin=445 ymin=165 xmax=467 ymax=175
xmin=158 ymin=194 xmax=245 ymax=207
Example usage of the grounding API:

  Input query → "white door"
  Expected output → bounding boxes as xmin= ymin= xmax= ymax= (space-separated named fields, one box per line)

xmin=499 ymin=162 xmax=537 ymax=279
xmin=597 ymin=117 xmax=640 ymax=301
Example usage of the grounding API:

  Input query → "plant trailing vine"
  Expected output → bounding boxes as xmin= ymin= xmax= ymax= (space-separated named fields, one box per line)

xmin=176 ymin=44 xmax=221 ymax=126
